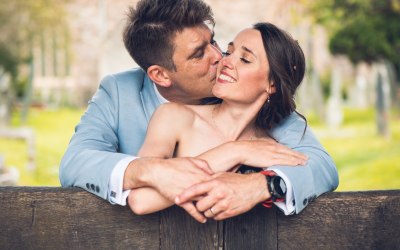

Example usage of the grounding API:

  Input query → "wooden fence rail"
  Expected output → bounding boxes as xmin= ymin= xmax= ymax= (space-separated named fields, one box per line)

xmin=0 ymin=187 xmax=399 ymax=250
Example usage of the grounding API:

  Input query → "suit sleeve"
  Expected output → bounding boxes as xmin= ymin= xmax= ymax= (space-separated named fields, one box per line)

xmin=59 ymin=75 xmax=133 ymax=201
xmin=269 ymin=114 xmax=339 ymax=214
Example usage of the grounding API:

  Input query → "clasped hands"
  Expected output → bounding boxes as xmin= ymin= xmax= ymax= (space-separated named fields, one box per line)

xmin=127 ymin=139 xmax=307 ymax=223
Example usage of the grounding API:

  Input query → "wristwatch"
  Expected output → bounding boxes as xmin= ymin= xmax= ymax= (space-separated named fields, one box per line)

xmin=266 ymin=175 xmax=287 ymax=202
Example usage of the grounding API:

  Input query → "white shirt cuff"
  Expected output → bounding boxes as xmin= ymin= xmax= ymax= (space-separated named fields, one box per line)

xmin=109 ymin=156 xmax=137 ymax=206
xmin=268 ymin=168 xmax=295 ymax=215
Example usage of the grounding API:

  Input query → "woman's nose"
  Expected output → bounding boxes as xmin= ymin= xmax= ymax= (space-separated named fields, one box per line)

xmin=220 ymin=56 xmax=233 ymax=69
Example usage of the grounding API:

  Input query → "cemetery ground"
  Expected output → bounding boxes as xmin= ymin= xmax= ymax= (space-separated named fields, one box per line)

xmin=0 ymin=107 xmax=399 ymax=190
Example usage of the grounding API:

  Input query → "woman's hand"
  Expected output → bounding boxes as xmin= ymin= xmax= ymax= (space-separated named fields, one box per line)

xmin=197 ymin=139 xmax=308 ymax=173
xmin=236 ymin=138 xmax=308 ymax=168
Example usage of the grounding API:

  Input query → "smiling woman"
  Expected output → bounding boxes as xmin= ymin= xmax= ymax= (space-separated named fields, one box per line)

xmin=127 ymin=22 xmax=337 ymax=219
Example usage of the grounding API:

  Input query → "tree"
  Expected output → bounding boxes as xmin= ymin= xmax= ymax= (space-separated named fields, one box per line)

xmin=0 ymin=0 xmax=70 ymax=124
xmin=307 ymin=0 xmax=400 ymax=86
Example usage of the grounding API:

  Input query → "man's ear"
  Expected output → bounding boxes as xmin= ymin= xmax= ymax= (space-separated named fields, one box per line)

xmin=147 ymin=65 xmax=172 ymax=88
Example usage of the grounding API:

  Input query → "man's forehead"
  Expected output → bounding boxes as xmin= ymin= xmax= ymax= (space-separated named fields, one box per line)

xmin=174 ymin=25 xmax=212 ymax=49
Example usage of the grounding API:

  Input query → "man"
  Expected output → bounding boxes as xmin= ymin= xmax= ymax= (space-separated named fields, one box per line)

xmin=60 ymin=0 xmax=338 ymax=223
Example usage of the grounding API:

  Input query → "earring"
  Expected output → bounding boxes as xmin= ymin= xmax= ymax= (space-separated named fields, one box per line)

xmin=267 ymin=96 xmax=270 ymax=103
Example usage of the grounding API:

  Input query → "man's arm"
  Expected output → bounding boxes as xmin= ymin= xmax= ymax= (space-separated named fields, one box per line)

xmin=59 ymin=74 xmax=134 ymax=200
xmin=268 ymin=113 xmax=339 ymax=213
xmin=176 ymin=113 xmax=339 ymax=218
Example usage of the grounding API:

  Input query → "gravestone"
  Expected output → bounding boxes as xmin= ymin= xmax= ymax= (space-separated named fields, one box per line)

xmin=0 ymin=155 xmax=19 ymax=186
xmin=0 ymin=68 xmax=11 ymax=126
xmin=326 ymin=67 xmax=343 ymax=128
xmin=376 ymin=70 xmax=390 ymax=138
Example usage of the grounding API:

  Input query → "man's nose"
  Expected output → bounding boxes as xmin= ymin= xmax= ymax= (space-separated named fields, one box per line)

xmin=210 ymin=43 xmax=222 ymax=65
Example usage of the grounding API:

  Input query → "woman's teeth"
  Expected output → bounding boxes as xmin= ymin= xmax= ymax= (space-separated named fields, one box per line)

xmin=219 ymin=74 xmax=235 ymax=83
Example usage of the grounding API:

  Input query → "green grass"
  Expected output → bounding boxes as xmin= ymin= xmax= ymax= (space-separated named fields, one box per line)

xmin=0 ymin=108 xmax=83 ymax=186
xmin=0 ymin=107 xmax=399 ymax=191
xmin=309 ymin=108 xmax=400 ymax=191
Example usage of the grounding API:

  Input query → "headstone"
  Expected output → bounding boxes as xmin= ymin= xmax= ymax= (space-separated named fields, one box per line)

xmin=375 ymin=67 xmax=390 ymax=138
xmin=0 ymin=155 xmax=19 ymax=186
xmin=0 ymin=68 xmax=11 ymax=126
xmin=326 ymin=67 xmax=343 ymax=128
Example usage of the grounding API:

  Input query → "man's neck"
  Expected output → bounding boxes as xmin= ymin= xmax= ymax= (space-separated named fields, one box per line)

xmin=155 ymin=84 xmax=202 ymax=105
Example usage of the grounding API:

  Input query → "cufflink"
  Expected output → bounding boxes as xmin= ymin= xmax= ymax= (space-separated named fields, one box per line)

xmin=110 ymin=191 xmax=116 ymax=198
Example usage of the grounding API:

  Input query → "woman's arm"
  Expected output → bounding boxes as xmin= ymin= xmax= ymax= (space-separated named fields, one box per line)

xmin=197 ymin=138 xmax=308 ymax=173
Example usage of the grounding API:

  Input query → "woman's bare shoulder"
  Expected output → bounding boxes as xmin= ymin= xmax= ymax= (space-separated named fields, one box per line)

xmin=152 ymin=103 xmax=197 ymax=125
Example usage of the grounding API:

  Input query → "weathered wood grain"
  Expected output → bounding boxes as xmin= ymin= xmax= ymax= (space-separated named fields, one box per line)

xmin=277 ymin=191 xmax=400 ymax=250
xmin=160 ymin=205 xmax=219 ymax=250
xmin=0 ymin=187 xmax=399 ymax=250
xmin=224 ymin=205 xmax=277 ymax=249
xmin=0 ymin=187 xmax=159 ymax=250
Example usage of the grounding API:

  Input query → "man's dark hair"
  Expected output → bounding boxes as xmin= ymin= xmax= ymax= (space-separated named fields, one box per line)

xmin=123 ymin=0 xmax=214 ymax=71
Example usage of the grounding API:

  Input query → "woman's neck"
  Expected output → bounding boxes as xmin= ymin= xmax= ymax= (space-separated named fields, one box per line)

xmin=211 ymin=98 xmax=266 ymax=141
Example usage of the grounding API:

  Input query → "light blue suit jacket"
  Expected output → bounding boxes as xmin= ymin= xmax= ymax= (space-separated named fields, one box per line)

xmin=60 ymin=68 xmax=339 ymax=214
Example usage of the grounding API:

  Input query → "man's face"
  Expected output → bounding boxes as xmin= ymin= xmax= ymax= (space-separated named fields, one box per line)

xmin=167 ymin=25 xmax=222 ymax=104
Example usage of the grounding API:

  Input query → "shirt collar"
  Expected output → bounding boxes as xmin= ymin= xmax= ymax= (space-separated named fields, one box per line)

xmin=152 ymin=82 xmax=169 ymax=104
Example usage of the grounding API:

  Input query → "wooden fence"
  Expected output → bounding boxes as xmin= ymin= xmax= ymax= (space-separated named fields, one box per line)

xmin=0 ymin=187 xmax=399 ymax=249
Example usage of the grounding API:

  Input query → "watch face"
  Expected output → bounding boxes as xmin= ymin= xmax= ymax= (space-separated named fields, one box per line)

xmin=273 ymin=176 xmax=287 ymax=197
xmin=278 ymin=180 xmax=287 ymax=194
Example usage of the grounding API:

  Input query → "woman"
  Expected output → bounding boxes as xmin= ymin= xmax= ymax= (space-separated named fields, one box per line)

xmin=130 ymin=22 xmax=309 ymax=216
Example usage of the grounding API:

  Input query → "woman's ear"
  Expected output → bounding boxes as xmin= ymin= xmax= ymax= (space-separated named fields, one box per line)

xmin=267 ymin=82 xmax=276 ymax=94
xmin=147 ymin=65 xmax=172 ymax=88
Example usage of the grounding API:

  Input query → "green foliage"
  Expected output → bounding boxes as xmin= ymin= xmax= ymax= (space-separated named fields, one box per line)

xmin=0 ymin=0 xmax=70 ymax=117
xmin=309 ymin=0 xmax=400 ymax=81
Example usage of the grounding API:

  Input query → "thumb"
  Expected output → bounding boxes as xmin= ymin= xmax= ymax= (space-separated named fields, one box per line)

xmin=190 ymin=158 xmax=214 ymax=175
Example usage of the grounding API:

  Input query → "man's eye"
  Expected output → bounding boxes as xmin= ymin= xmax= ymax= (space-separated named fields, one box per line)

xmin=210 ymin=39 xmax=217 ymax=46
xmin=194 ymin=51 xmax=205 ymax=59
xmin=222 ymin=51 xmax=231 ymax=57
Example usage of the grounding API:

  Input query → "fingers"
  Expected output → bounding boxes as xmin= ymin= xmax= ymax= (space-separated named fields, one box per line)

xmin=180 ymin=202 xmax=207 ymax=223
xmin=194 ymin=192 xmax=221 ymax=213
xmin=189 ymin=158 xmax=214 ymax=175
xmin=203 ymin=207 xmax=219 ymax=218
xmin=175 ymin=181 xmax=214 ymax=205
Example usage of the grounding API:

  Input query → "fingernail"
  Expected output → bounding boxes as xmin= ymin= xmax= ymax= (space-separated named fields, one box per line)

xmin=202 ymin=218 xmax=207 ymax=223
xmin=175 ymin=197 xmax=180 ymax=204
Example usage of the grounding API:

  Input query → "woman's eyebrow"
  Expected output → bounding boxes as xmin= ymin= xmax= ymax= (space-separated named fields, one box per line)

xmin=228 ymin=42 xmax=256 ymax=58
xmin=241 ymin=46 xmax=257 ymax=58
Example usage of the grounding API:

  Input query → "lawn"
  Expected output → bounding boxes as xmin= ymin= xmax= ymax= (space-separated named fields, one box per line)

xmin=0 ymin=108 xmax=83 ymax=186
xmin=309 ymin=108 xmax=400 ymax=191
xmin=0 ymin=107 xmax=399 ymax=191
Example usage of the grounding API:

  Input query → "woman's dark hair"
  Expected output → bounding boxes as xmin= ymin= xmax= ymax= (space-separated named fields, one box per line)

xmin=253 ymin=22 xmax=307 ymax=135
xmin=123 ymin=0 xmax=214 ymax=71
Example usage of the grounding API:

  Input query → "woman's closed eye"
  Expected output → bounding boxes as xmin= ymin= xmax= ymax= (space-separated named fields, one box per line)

xmin=240 ymin=57 xmax=251 ymax=64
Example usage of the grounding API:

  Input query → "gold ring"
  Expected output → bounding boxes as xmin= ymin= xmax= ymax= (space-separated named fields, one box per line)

xmin=209 ymin=207 xmax=216 ymax=215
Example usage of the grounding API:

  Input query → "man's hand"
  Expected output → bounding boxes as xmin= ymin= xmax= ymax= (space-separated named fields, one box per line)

xmin=125 ymin=157 xmax=213 ymax=199
xmin=175 ymin=172 xmax=270 ymax=220
xmin=124 ymin=157 xmax=213 ymax=223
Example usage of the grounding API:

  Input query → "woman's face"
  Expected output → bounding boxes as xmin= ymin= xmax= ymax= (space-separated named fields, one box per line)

xmin=212 ymin=28 xmax=275 ymax=103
